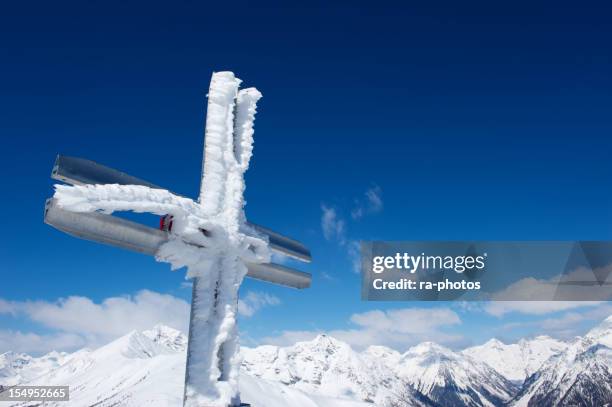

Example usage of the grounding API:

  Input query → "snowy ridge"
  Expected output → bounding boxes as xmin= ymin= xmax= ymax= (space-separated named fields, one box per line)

xmin=510 ymin=315 xmax=612 ymax=406
xmin=0 ymin=351 xmax=70 ymax=388
xmin=1 ymin=315 xmax=611 ymax=406
xmin=586 ymin=314 xmax=612 ymax=347
xmin=0 ymin=329 xmax=368 ymax=407
xmin=463 ymin=336 xmax=567 ymax=382
xmin=241 ymin=334 xmax=428 ymax=406
xmin=396 ymin=342 xmax=518 ymax=406
xmin=143 ymin=325 xmax=187 ymax=352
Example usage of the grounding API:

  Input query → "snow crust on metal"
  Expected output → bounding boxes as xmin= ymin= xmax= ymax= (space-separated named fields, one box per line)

xmin=53 ymin=72 xmax=268 ymax=406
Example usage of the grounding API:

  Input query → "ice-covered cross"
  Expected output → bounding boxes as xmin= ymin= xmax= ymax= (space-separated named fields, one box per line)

xmin=49 ymin=72 xmax=299 ymax=407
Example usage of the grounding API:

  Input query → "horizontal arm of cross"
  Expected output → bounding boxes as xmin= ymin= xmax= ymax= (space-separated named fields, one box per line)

xmin=44 ymin=198 xmax=311 ymax=289
xmin=52 ymin=154 xmax=311 ymax=262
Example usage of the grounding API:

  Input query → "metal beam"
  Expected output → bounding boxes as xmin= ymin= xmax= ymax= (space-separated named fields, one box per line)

xmin=249 ymin=223 xmax=311 ymax=263
xmin=52 ymin=155 xmax=161 ymax=189
xmin=44 ymin=199 xmax=311 ymax=289
xmin=44 ymin=198 xmax=167 ymax=255
xmin=244 ymin=262 xmax=310 ymax=289
xmin=51 ymin=155 xmax=311 ymax=263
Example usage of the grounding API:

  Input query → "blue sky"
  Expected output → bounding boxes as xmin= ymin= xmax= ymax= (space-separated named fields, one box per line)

xmin=1 ymin=1 xmax=611 ymax=354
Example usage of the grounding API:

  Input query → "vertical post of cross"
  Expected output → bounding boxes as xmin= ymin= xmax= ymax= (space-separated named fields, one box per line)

xmin=183 ymin=72 xmax=262 ymax=407
xmin=184 ymin=274 xmax=228 ymax=406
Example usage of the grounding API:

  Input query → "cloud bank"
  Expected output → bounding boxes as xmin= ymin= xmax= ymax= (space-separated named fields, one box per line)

xmin=262 ymin=307 xmax=464 ymax=351
xmin=0 ymin=289 xmax=278 ymax=354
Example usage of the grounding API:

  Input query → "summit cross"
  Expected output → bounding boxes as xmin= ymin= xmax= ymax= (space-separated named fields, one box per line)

xmin=44 ymin=72 xmax=312 ymax=407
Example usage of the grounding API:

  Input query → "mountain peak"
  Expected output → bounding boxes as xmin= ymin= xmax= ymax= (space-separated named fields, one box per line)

xmin=404 ymin=341 xmax=456 ymax=359
xmin=142 ymin=325 xmax=187 ymax=352
xmin=484 ymin=338 xmax=506 ymax=347
xmin=411 ymin=341 xmax=450 ymax=351
xmin=305 ymin=334 xmax=346 ymax=349
xmin=93 ymin=329 xmax=173 ymax=360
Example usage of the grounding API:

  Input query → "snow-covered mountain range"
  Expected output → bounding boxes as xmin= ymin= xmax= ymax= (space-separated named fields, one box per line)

xmin=1 ymin=316 xmax=611 ymax=406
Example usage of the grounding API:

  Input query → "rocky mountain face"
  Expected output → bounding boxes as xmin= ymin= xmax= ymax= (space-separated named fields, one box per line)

xmin=394 ymin=341 xmax=518 ymax=406
xmin=510 ymin=316 xmax=612 ymax=407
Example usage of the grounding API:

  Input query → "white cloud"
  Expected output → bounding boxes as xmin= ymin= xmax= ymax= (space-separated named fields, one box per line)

xmin=0 ymin=289 xmax=282 ymax=355
xmin=351 ymin=186 xmax=383 ymax=220
xmin=0 ymin=298 xmax=16 ymax=315
xmin=24 ymin=290 xmax=190 ymax=336
xmin=0 ymin=330 xmax=85 ymax=355
xmin=321 ymin=204 xmax=345 ymax=243
xmin=321 ymin=186 xmax=383 ymax=274
xmin=484 ymin=265 xmax=612 ymax=316
xmin=261 ymin=330 xmax=322 ymax=346
xmin=262 ymin=307 xmax=464 ymax=351
xmin=0 ymin=290 xmax=190 ymax=353
xmin=485 ymin=301 xmax=602 ymax=317
xmin=538 ymin=305 xmax=612 ymax=334
xmin=497 ymin=303 xmax=612 ymax=340
xmin=490 ymin=266 xmax=611 ymax=301
xmin=346 ymin=240 xmax=362 ymax=274
xmin=238 ymin=291 xmax=280 ymax=317
xmin=320 ymin=206 xmax=362 ymax=273
xmin=366 ymin=186 xmax=383 ymax=212
xmin=320 ymin=271 xmax=335 ymax=281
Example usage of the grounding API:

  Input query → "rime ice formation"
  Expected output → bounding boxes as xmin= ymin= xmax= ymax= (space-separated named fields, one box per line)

xmin=53 ymin=72 xmax=268 ymax=407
